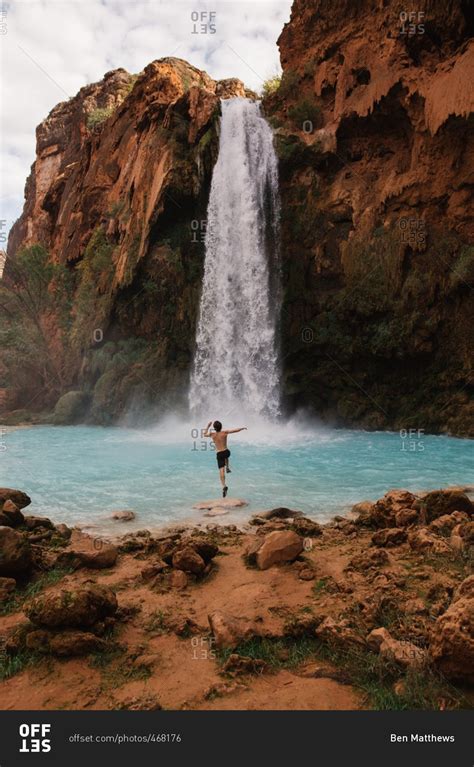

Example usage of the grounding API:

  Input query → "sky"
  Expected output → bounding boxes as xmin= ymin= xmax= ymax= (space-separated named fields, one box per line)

xmin=0 ymin=0 xmax=293 ymax=243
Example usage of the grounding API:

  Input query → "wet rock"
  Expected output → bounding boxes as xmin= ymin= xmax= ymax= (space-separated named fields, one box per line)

xmin=255 ymin=530 xmax=304 ymax=570
xmin=24 ymin=515 xmax=54 ymax=530
xmin=111 ymin=510 xmax=135 ymax=522
xmin=208 ymin=610 xmax=261 ymax=649
xmin=430 ymin=585 xmax=474 ymax=682
xmin=371 ymin=528 xmax=407 ymax=547
xmin=417 ymin=489 xmax=474 ymax=523
xmin=172 ymin=547 xmax=206 ymax=575
xmin=193 ymin=498 xmax=248 ymax=510
xmin=0 ymin=527 xmax=32 ymax=576
xmin=292 ymin=517 xmax=323 ymax=536
xmin=26 ymin=628 xmax=108 ymax=657
xmin=0 ymin=488 xmax=31 ymax=509
xmin=257 ymin=507 xmax=304 ymax=521
xmin=25 ymin=584 xmax=117 ymax=628
xmin=367 ymin=627 xmax=427 ymax=668
xmin=56 ymin=531 xmax=118 ymax=570
xmin=1 ymin=500 xmax=25 ymax=528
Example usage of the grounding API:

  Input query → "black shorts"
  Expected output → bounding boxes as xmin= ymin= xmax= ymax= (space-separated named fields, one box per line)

xmin=216 ymin=449 xmax=230 ymax=468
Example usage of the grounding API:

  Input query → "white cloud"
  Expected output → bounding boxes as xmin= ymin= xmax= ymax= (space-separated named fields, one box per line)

xmin=0 ymin=0 xmax=292 ymax=238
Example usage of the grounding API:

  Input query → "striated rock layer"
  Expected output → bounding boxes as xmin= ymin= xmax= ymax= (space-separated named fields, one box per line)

xmin=267 ymin=0 xmax=474 ymax=435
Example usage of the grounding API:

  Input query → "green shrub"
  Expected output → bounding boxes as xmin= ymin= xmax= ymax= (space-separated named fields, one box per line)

xmin=86 ymin=106 xmax=115 ymax=130
xmin=261 ymin=75 xmax=281 ymax=98
xmin=450 ymin=245 xmax=474 ymax=288
xmin=287 ymin=99 xmax=322 ymax=130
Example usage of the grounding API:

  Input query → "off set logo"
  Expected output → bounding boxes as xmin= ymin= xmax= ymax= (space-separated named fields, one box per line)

xmin=19 ymin=723 xmax=52 ymax=753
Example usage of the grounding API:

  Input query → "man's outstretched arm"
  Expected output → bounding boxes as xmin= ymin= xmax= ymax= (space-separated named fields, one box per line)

xmin=225 ymin=427 xmax=247 ymax=434
xmin=203 ymin=420 xmax=213 ymax=437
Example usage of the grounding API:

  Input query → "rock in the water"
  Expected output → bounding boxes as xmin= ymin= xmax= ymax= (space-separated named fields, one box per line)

xmin=0 ymin=527 xmax=32 ymax=576
xmin=208 ymin=610 xmax=260 ymax=649
xmin=0 ymin=488 xmax=31 ymax=509
xmin=255 ymin=530 xmax=304 ymax=570
xmin=26 ymin=628 xmax=108 ymax=657
xmin=25 ymin=584 xmax=117 ymax=628
xmin=111 ymin=510 xmax=135 ymax=522
xmin=430 ymin=584 xmax=474 ymax=683
xmin=193 ymin=498 xmax=248 ymax=510
xmin=368 ymin=627 xmax=426 ymax=668
xmin=258 ymin=507 xmax=304 ymax=520
xmin=371 ymin=528 xmax=407 ymax=547
xmin=56 ymin=531 xmax=118 ymax=570
xmin=417 ymin=489 xmax=474 ymax=522
xmin=172 ymin=547 xmax=206 ymax=575
xmin=204 ymin=508 xmax=229 ymax=517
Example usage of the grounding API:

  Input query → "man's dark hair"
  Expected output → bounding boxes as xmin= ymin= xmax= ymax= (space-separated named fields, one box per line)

xmin=213 ymin=420 xmax=222 ymax=432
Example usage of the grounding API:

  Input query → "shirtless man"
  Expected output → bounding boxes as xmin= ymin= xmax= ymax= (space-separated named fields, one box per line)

xmin=203 ymin=420 xmax=247 ymax=497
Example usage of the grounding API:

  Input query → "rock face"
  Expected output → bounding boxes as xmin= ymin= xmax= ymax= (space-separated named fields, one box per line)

xmin=0 ymin=527 xmax=32 ymax=576
xmin=267 ymin=0 xmax=474 ymax=435
xmin=3 ymin=59 xmax=250 ymax=422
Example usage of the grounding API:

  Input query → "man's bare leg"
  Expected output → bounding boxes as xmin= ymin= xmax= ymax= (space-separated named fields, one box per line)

xmin=219 ymin=467 xmax=228 ymax=497
xmin=226 ymin=458 xmax=231 ymax=473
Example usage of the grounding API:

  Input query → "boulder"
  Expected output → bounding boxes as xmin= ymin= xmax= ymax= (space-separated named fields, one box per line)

xmin=367 ymin=627 xmax=427 ymax=668
xmin=417 ymin=489 xmax=474 ymax=523
xmin=430 ymin=591 xmax=474 ymax=683
xmin=394 ymin=508 xmax=419 ymax=527
xmin=292 ymin=517 xmax=323 ymax=536
xmin=53 ymin=390 xmax=90 ymax=425
xmin=25 ymin=584 xmax=117 ymax=628
xmin=111 ymin=510 xmax=135 ymax=522
xmin=208 ymin=610 xmax=260 ymax=649
xmin=356 ymin=490 xmax=417 ymax=528
xmin=0 ymin=488 xmax=31 ymax=509
xmin=429 ymin=511 xmax=469 ymax=535
xmin=0 ymin=576 xmax=16 ymax=601
xmin=190 ymin=539 xmax=219 ymax=563
xmin=170 ymin=569 xmax=188 ymax=589
xmin=140 ymin=559 xmax=168 ymax=581
xmin=1 ymin=500 xmax=24 ymax=528
xmin=255 ymin=531 xmax=304 ymax=570
xmin=0 ymin=526 xmax=32 ymax=576
xmin=371 ymin=528 xmax=407 ymax=547
xmin=172 ymin=547 xmax=206 ymax=575
xmin=56 ymin=531 xmax=118 ymax=570
xmin=257 ymin=507 xmax=304 ymax=520
xmin=24 ymin=515 xmax=54 ymax=530
xmin=26 ymin=628 xmax=108 ymax=657
xmin=55 ymin=523 xmax=72 ymax=539
xmin=408 ymin=528 xmax=451 ymax=554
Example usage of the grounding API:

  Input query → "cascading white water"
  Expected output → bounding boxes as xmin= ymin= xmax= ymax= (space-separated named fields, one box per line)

xmin=189 ymin=97 xmax=281 ymax=420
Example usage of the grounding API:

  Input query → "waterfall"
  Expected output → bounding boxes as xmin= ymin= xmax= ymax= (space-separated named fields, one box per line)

xmin=189 ymin=97 xmax=281 ymax=421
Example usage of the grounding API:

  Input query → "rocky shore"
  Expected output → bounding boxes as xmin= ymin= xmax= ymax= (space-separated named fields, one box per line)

xmin=0 ymin=486 xmax=472 ymax=710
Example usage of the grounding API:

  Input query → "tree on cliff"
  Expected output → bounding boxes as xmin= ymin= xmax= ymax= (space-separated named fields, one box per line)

xmin=0 ymin=245 xmax=74 ymax=410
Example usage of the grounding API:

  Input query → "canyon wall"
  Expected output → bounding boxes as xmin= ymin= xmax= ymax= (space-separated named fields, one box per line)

xmin=3 ymin=0 xmax=474 ymax=435
xmin=265 ymin=0 xmax=474 ymax=435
